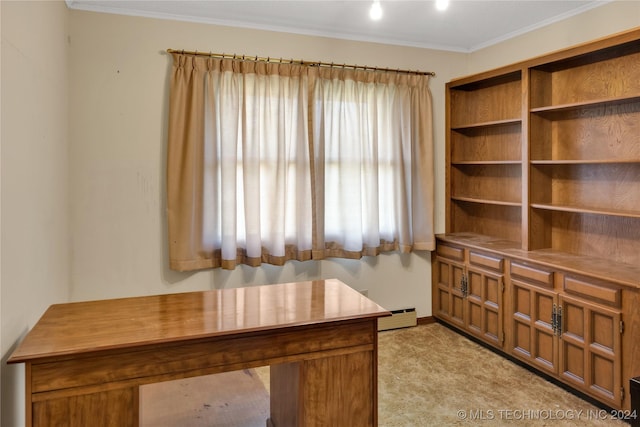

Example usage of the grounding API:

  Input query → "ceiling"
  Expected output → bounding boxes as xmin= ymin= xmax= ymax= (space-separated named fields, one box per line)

xmin=66 ymin=0 xmax=610 ymax=52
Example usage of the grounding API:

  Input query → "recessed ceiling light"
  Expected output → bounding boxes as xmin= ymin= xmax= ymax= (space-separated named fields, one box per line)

xmin=370 ymin=0 xmax=383 ymax=20
xmin=436 ymin=0 xmax=449 ymax=11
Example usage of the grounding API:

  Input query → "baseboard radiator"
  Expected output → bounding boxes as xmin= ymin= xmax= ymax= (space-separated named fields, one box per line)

xmin=378 ymin=308 xmax=417 ymax=331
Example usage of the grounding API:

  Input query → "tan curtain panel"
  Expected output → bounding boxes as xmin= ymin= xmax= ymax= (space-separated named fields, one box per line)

xmin=167 ymin=54 xmax=207 ymax=271
xmin=167 ymin=53 xmax=434 ymax=271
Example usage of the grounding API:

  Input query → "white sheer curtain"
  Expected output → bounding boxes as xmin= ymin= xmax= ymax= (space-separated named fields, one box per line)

xmin=204 ymin=60 xmax=313 ymax=269
xmin=311 ymin=68 xmax=434 ymax=258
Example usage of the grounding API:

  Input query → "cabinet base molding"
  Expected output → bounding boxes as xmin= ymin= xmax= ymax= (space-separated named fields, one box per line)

xmin=417 ymin=316 xmax=436 ymax=325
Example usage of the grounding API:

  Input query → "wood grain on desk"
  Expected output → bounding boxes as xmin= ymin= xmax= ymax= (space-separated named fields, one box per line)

xmin=8 ymin=278 xmax=389 ymax=363
xmin=10 ymin=279 xmax=388 ymax=426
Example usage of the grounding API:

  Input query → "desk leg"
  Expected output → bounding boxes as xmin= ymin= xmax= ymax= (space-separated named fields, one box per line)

xmin=269 ymin=362 xmax=301 ymax=426
xmin=269 ymin=350 xmax=376 ymax=427
xmin=32 ymin=387 xmax=139 ymax=427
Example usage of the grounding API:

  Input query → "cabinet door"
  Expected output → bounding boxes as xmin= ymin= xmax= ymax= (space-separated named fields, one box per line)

xmin=510 ymin=279 xmax=558 ymax=375
xmin=433 ymin=256 xmax=466 ymax=329
xmin=559 ymin=294 xmax=622 ymax=407
xmin=465 ymin=267 xmax=504 ymax=348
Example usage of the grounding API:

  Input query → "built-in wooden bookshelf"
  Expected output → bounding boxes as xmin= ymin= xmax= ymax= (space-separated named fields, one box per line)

xmin=434 ymin=28 xmax=640 ymax=413
xmin=447 ymin=70 xmax=524 ymax=246
xmin=527 ymin=38 xmax=640 ymax=269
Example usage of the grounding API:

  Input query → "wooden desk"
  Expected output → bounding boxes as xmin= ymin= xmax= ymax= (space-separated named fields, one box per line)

xmin=8 ymin=279 xmax=390 ymax=427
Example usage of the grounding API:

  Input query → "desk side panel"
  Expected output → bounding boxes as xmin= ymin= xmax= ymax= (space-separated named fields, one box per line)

xmin=33 ymin=388 xmax=138 ymax=427
xmin=302 ymin=350 xmax=374 ymax=426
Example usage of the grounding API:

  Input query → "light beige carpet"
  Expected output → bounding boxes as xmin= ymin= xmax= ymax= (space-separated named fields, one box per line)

xmin=376 ymin=323 xmax=627 ymax=426
xmin=140 ymin=368 xmax=269 ymax=427
xmin=141 ymin=323 xmax=628 ymax=426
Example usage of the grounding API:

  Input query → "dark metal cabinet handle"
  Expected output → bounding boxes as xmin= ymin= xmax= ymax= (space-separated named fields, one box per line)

xmin=557 ymin=306 xmax=562 ymax=338
xmin=551 ymin=304 xmax=563 ymax=337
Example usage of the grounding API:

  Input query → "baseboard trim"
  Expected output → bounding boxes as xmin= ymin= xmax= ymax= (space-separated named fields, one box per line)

xmin=417 ymin=316 xmax=436 ymax=325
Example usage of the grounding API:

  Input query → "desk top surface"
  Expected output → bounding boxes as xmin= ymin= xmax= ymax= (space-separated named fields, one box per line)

xmin=9 ymin=279 xmax=389 ymax=363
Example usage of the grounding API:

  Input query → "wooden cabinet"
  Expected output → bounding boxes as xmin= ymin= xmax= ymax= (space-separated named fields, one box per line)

xmin=433 ymin=244 xmax=466 ymax=328
xmin=434 ymin=28 xmax=640 ymax=411
xmin=558 ymin=275 xmax=624 ymax=407
xmin=559 ymin=294 xmax=622 ymax=406
xmin=509 ymin=262 xmax=558 ymax=376
xmin=433 ymin=243 xmax=504 ymax=349
xmin=466 ymin=250 xmax=504 ymax=347
xmin=508 ymin=262 xmax=624 ymax=407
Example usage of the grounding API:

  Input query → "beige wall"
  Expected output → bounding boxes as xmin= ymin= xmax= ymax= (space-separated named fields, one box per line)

xmin=2 ymin=1 xmax=640 ymax=425
xmin=67 ymin=10 xmax=464 ymax=316
xmin=1 ymin=1 xmax=70 ymax=425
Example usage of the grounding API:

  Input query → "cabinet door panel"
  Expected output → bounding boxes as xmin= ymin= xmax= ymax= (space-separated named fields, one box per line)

xmin=513 ymin=316 xmax=531 ymax=359
xmin=592 ymin=354 xmax=615 ymax=397
xmin=450 ymin=291 xmax=465 ymax=328
xmin=467 ymin=268 xmax=504 ymax=347
xmin=591 ymin=311 xmax=616 ymax=351
xmin=434 ymin=257 xmax=465 ymax=327
xmin=450 ymin=261 xmax=466 ymax=328
xmin=510 ymin=279 xmax=558 ymax=375
xmin=467 ymin=297 xmax=483 ymax=336
xmin=559 ymin=298 xmax=589 ymax=388
xmin=562 ymin=302 xmax=585 ymax=342
xmin=435 ymin=288 xmax=450 ymax=320
xmin=561 ymin=340 xmax=586 ymax=385
xmin=534 ymin=328 xmax=556 ymax=372
xmin=434 ymin=260 xmax=451 ymax=319
xmin=559 ymin=294 xmax=622 ymax=406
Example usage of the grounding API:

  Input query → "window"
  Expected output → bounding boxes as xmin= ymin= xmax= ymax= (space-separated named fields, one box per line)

xmin=167 ymin=54 xmax=435 ymax=271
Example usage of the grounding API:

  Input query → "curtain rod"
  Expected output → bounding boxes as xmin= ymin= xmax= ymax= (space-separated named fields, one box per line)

xmin=166 ymin=49 xmax=435 ymax=77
